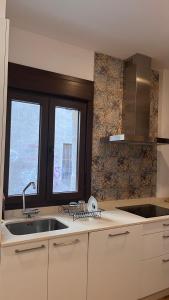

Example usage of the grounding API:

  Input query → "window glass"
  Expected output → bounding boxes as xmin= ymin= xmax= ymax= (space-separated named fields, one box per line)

xmin=62 ymin=143 xmax=72 ymax=179
xmin=8 ymin=100 xmax=40 ymax=195
xmin=53 ymin=107 xmax=80 ymax=193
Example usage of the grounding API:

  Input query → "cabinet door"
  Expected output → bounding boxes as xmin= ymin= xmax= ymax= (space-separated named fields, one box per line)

xmin=87 ymin=225 xmax=141 ymax=300
xmin=1 ymin=240 xmax=48 ymax=300
xmin=48 ymin=233 xmax=88 ymax=300
xmin=141 ymin=253 xmax=169 ymax=298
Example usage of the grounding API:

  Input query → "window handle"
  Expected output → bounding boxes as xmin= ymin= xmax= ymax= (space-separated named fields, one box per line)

xmin=49 ymin=146 xmax=54 ymax=155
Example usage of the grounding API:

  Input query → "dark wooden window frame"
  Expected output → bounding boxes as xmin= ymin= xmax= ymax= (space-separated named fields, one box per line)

xmin=4 ymin=63 xmax=94 ymax=210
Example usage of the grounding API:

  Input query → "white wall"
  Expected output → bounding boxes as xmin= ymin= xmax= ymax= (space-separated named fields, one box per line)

xmin=9 ymin=25 xmax=169 ymax=198
xmin=0 ymin=0 xmax=9 ymax=225
xmin=8 ymin=26 xmax=94 ymax=81
xmin=0 ymin=0 xmax=6 ymax=18
xmin=157 ymin=70 xmax=169 ymax=197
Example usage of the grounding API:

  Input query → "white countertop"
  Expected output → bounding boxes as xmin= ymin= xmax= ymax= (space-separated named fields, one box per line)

xmin=1 ymin=197 xmax=169 ymax=247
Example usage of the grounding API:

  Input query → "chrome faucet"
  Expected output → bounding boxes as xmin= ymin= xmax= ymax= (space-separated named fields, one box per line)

xmin=22 ymin=182 xmax=39 ymax=218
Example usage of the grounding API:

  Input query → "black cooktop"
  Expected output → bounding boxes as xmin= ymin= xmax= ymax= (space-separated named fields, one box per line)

xmin=118 ymin=204 xmax=169 ymax=218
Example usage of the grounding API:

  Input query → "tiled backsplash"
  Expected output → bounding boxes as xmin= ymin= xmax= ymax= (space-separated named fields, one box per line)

xmin=91 ymin=53 xmax=159 ymax=201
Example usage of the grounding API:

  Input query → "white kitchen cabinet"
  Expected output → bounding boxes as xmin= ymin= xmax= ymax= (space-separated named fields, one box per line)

xmin=142 ymin=220 xmax=169 ymax=235
xmin=141 ymin=253 xmax=169 ymax=298
xmin=48 ymin=233 xmax=88 ymax=300
xmin=140 ymin=219 xmax=169 ymax=298
xmin=1 ymin=240 xmax=48 ymax=300
xmin=87 ymin=225 xmax=142 ymax=300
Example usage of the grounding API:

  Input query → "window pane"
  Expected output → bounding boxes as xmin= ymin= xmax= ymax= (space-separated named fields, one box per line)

xmin=8 ymin=101 xmax=40 ymax=196
xmin=53 ymin=107 xmax=80 ymax=193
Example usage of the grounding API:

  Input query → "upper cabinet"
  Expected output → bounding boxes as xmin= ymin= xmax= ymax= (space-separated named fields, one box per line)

xmin=0 ymin=18 xmax=9 ymax=223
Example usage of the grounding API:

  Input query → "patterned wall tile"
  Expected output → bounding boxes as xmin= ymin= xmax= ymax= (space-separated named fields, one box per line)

xmin=91 ymin=53 xmax=159 ymax=201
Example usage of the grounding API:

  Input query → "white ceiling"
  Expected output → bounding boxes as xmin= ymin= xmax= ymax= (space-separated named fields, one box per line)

xmin=6 ymin=0 xmax=169 ymax=69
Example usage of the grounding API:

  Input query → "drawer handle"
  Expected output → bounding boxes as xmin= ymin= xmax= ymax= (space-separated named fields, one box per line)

xmin=163 ymin=223 xmax=169 ymax=227
xmin=53 ymin=239 xmax=80 ymax=247
xmin=109 ymin=231 xmax=130 ymax=238
xmin=163 ymin=235 xmax=169 ymax=239
xmin=162 ymin=259 xmax=169 ymax=263
xmin=15 ymin=244 xmax=45 ymax=254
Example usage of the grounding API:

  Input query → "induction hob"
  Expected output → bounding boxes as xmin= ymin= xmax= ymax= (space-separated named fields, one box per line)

xmin=118 ymin=204 xmax=169 ymax=218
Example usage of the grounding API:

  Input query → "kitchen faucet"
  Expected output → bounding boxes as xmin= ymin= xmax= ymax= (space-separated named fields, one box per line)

xmin=22 ymin=182 xmax=39 ymax=218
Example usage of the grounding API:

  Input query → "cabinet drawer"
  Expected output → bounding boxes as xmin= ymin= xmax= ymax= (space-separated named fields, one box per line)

xmin=141 ymin=254 xmax=169 ymax=298
xmin=142 ymin=219 xmax=169 ymax=235
xmin=142 ymin=230 xmax=169 ymax=259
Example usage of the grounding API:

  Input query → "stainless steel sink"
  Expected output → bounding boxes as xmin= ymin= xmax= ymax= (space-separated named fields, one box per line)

xmin=5 ymin=218 xmax=68 ymax=235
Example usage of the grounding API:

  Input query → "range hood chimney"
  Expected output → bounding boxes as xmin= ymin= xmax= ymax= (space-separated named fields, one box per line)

xmin=109 ymin=53 xmax=169 ymax=144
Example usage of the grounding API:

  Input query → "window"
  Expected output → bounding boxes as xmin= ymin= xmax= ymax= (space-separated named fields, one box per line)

xmin=5 ymin=63 xmax=93 ymax=209
xmin=4 ymin=91 xmax=92 ymax=209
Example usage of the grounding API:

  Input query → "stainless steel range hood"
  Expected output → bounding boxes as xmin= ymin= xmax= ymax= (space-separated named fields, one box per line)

xmin=108 ymin=53 xmax=169 ymax=145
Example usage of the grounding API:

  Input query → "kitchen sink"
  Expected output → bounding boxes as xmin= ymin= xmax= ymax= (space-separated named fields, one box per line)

xmin=5 ymin=218 xmax=68 ymax=235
